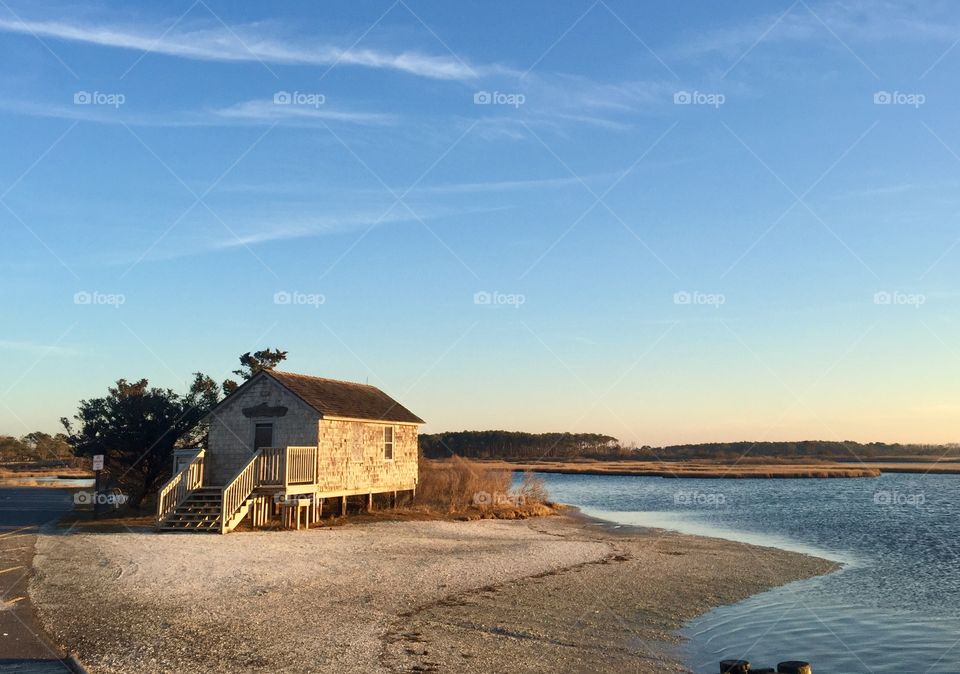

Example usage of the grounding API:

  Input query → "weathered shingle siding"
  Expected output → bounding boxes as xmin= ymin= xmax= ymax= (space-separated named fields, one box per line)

xmin=317 ymin=419 xmax=418 ymax=493
xmin=206 ymin=376 xmax=320 ymax=484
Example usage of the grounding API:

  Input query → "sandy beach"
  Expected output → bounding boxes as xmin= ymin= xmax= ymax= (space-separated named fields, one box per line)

xmin=28 ymin=513 xmax=836 ymax=673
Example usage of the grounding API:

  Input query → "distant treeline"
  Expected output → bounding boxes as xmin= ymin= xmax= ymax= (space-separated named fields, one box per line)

xmin=642 ymin=441 xmax=960 ymax=460
xmin=0 ymin=432 xmax=75 ymax=464
xmin=419 ymin=431 xmax=621 ymax=459
xmin=419 ymin=432 xmax=960 ymax=461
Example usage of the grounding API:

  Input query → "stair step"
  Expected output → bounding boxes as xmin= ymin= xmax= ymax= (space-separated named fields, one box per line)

xmin=163 ymin=516 xmax=220 ymax=524
xmin=158 ymin=485 xmax=252 ymax=533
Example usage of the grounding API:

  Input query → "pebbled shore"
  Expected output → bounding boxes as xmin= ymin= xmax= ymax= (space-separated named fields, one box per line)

xmin=29 ymin=514 xmax=836 ymax=673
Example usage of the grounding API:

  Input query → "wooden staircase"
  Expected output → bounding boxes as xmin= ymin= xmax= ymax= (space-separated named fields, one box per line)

xmin=158 ymin=487 xmax=224 ymax=532
xmin=157 ymin=445 xmax=319 ymax=533
xmin=158 ymin=487 xmax=259 ymax=533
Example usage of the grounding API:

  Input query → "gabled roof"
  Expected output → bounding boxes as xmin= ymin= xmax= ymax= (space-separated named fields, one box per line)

xmin=259 ymin=370 xmax=424 ymax=424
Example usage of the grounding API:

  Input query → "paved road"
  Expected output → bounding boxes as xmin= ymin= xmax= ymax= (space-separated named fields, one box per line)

xmin=0 ymin=489 xmax=77 ymax=673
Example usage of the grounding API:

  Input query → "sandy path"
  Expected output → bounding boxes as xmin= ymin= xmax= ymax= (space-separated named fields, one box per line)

xmin=30 ymin=519 xmax=609 ymax=673
xmin=29 ymin=516 xmax=835 ymax=673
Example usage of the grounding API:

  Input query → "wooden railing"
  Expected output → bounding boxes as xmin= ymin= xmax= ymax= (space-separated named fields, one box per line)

xmin=156 ymin=449 xmax=204 ymax=523
xmin=286 ymin=446 xmax=318 ymax=486
xmin=256 ymin=446 xmax=317 ymax=489
xmin=258 ymin=446 xmax=284 ymax=486
xmin=220 ymin=450 xmax=262 ymax=534
xmin=220 ymin=445 xmax=319 ymax=532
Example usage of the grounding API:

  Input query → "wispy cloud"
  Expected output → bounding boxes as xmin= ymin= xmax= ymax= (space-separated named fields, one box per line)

xmin=108 ymin=204 xmax=515 ymax=265
xmin=0 ymin=10 xmax=689 ymax=134
xmin=214 ymin=172 xmax=621 ymax=199
xmin=531 ymin=75 xmax=676 ymax=113
xmin=213 ymin=204 xmax=512 ymax=249
xmin=0 ymin=339 xmax=77 ymax=356
xmin=461 ymin=75 xmax=684 ymax=138
xmin=0 ymin=15 xmax=492 ymax=80
xmin=407 ymin=173 xmax=616 ymax=195
xmin=0 ymin=98 xmax=396 ymax=127
xmin=840 ymin=180 xmax=960 ymax=198
xmin=211 ymin=100 xmax=397 ymax=126
xmin=672 ymin=0 xmax=960 ymax=60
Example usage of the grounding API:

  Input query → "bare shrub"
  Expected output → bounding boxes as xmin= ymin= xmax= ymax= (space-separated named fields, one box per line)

xmin=514 ymin=471 xmax=549 ymax=505
xmin=417 ymin=456 xmax=511 ymax=511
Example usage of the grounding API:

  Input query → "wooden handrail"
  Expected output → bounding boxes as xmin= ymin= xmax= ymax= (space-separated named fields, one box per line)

xmin=218 ymin=445 xmax=320 ymax=532
xmin=256 ymin=446 xmax=318 ymax=489
xmin=258 ymin=446 xmax=285 ymax=486
xmin=285 ymin=446 xmax=317 ymax=487
xmin=220 ymin=450 xmax=262 ymax=534
xmin=156 ymin=449 xmax=204 ymax=523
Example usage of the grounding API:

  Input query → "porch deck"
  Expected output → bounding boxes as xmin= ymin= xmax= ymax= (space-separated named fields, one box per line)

xmin=156 ymin=447 xmax=416 ymax=533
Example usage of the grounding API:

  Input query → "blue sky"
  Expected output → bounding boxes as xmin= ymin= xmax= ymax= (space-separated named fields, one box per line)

xmin=2 ymin=0 xmax=960 ymax=445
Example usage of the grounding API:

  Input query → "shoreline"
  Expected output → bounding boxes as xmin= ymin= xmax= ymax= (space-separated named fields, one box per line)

xmin=29 ymin=509 xmax=837 ymax=673
xmin=567 ymin=505 xmax=852 ymax=565
xmin=473 ymin=458 xmax=960 ymax=478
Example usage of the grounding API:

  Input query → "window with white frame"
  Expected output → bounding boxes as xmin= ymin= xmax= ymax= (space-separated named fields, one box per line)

xmin=383 ymin=426 xmax=394 ymax=460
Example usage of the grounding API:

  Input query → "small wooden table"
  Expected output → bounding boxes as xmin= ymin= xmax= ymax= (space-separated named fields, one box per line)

xmin=280 ymin=498 xmax=313 ymax=530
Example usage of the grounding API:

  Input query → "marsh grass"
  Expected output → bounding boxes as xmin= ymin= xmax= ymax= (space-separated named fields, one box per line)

xmin=416 ymin=456 xmax=554 ymax=518
xmin=417 ymin=456 xmax=512 ymax=511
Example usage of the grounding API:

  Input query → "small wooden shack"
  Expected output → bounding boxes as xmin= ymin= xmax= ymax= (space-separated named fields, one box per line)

xmin=157 ymin=370 xmax=424 ymax=532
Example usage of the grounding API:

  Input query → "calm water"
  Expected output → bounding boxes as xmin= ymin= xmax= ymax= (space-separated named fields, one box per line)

xmin=537 ymin=472 xmax=960 ymax=674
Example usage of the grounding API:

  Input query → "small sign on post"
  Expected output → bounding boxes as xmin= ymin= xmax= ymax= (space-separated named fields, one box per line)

xmin=92 ymin=454 xmax=105 ymax=518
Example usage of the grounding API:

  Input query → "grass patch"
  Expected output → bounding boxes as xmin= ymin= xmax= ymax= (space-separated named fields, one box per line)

xmin=416 ymin=456 xmax=554 ymax=519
